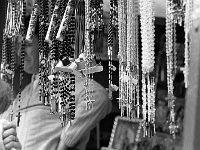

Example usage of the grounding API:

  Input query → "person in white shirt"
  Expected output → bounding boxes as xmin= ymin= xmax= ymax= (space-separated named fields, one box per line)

xmin=0 ymin=15 xmax=112 ymax=150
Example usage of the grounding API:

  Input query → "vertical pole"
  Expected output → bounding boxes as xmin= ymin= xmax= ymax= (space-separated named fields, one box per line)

xmin=183 ymin=1 xmax=200 ymax=149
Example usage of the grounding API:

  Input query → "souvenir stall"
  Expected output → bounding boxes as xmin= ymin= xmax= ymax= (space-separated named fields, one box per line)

xmin=0 ymin=0 xmax=199 ymax=150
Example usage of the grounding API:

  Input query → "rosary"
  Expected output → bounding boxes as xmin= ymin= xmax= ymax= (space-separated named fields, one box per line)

xmin=117 ymin=0 xmax=141 ymax=122
xmin=45 ymin=0 xmax=77 ymax=126
xmin=140 ymin=0 xmax=156 ymax=137
xmin=1 ymin=0 xmax=27 ymax=126
xmin=108 ymin=0 xmax=118 ymax=100
xmin=0 ymin=0 xmax=193 ymax=138
xmin=165 ymin=0 xmax=187 ymax=138
xmin=84 ymin=0 xmax=95 ymax=110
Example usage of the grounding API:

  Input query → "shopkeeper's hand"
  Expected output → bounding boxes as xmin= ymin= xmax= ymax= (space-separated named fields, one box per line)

xmin=2 ymin=121 xmax=21 ymax=150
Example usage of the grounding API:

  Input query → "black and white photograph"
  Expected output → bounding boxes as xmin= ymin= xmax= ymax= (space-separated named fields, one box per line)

xmin=0 ymin=0 xmax=199 ymax=150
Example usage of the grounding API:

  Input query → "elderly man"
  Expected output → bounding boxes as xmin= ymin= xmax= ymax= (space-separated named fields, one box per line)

xmin=0 ymin=15 xmax=112 ymax=150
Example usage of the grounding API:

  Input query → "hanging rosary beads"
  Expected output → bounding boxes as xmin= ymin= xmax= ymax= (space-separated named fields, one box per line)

xmin=58 ymin=0 xmax=76 ymax=124
xmin=80 ymin=0 xmax=104 ymax=110
xmin=90 ymin=0 xmax=104 ymax=33
xmin=108 ymin=0 xmax=118 ymax=100
xmin=1 ymin=0 xmax=16 ymax=121
xmin=117 ymin=0 xmax=141 ymax=120
xmin=171 ymin=0 xmax=185 ymax=26
xmin=84 ymin=0 xmax=94 ymax=110
xmin=17 ymin=0 xmax=26 ymax=126
xmin=39 ymin=0 xmax=50 ymax=105
xmin=140 ymin=0 xmax=156 ymax=137
xmin=118 ymin=0 xmax=127 ymax=117
xmin=166 ymin=0 xmax=176 ymax=138
xmin=1 ymin=0 xmax=26 ymax=125
xmin=126 ymin=0 xmax=140 ymax=120
xmin=45 ymin=0 xmax=76 ymax=126
xmin=35 ymin=0 xmax=104 ymax=125
xmin=165 ymin=0 xmax=186 ymax=138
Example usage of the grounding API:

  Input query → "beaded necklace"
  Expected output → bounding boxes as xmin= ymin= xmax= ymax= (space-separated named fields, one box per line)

xmin=2 ymin=0 xmax=26 ymax=126
xmin=83 ymin=0 xmax=94 ymax=110
xmin=140 ymin=0 xmax=156 ymax=137
xmin=118 ymin=0 xmax=127 ymax=117
xmin=16 ymin=0 xmax=25 ymax=126
xmin=59 ymin=0 xmax=76 ymax=124
xmin=108 ymin=0 xmax=118 ymax=100
xmin=127 ymin=0 xmax=140 ymax=120
xmin=1 ymin=1 xmax=14 ymax=121
xmin=165 ymin=0 xmax=185 ymax=138
xmin=117 ymin=0 xmax=141 ymax=121
xmin=39 ymin=0 xmax=50 ymax=104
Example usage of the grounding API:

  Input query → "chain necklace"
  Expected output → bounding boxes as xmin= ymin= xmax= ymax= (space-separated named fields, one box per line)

xmin=0 ymin=0 xmax=26 ymax=125
xmin=127 ymin=0 xmax=139 ymax=119
xmin=166 ymin=0 xmax=182 ymax=138
xmin=117 ymin=0 xmax=140 ymax=120
xmin=118 ymin=0 xmax=127 ymax=117
xmin=15 ymin=0 xmax=26 ymax=126
xmin=108 ymin=0 xmax=118 ymax=100
xmin=39 ymin=0 xmax=50 ymax=104
xmin=83 ymin=0 xmax=95 ymax=110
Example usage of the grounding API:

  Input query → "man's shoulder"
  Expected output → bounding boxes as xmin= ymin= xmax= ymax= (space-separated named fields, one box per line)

xmin=91 ymin=79 xmax=106 ymax=91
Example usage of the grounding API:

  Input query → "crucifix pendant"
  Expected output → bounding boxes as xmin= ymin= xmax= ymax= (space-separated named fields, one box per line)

xmin=85 ymin=99 xmax=95 ymax=110
xmin=16 ymin=112 xmax=22 ymax=127
xmin=169 ymin=122 xmax=178 ymax=139
xmin=165 ymin=94 xmax=176 ymax=108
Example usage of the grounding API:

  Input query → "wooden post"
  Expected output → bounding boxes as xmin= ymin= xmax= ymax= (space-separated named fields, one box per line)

xmin=183 ymin=1 xmax=200 ymax=150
